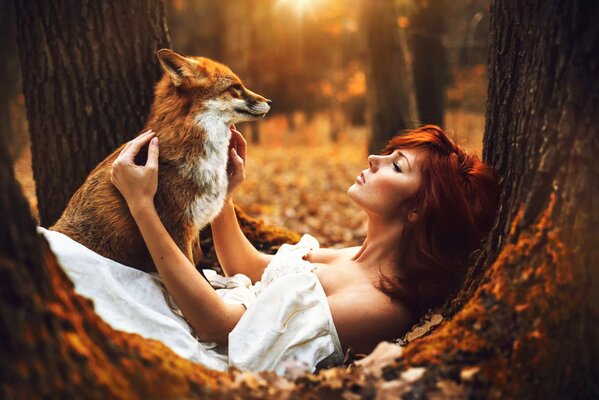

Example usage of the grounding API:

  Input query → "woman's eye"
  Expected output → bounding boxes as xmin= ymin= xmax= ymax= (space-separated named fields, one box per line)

xmin=393 ymin=162 xmax=402 ymax=172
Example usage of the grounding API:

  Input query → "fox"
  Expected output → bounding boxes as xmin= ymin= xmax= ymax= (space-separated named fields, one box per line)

xmin=51 ymin=49 xmax=271 ymax=273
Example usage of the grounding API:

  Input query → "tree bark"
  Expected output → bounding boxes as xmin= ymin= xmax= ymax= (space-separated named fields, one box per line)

xmin=0 ymin=1 xmax=25 ymax=159
xmin=3 ymin=0 xmax=598 ymax=398
xmin=361 ymin=0 xmax=419 ymax=154
xmin=14 ymin=0 xmax=171 ymax=226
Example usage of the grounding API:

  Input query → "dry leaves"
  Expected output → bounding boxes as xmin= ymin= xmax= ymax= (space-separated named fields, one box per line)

xmin=234 ymin=140 xmax=369 ymax=248
xmin=397 ymin=310 xmax=444 ymax=346
xmin=354 ymin=341 xmax=404 ymax=378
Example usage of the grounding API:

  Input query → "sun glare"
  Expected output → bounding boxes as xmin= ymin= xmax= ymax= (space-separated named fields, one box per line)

xmin=276 ymin=0 xmax=322 ymax=17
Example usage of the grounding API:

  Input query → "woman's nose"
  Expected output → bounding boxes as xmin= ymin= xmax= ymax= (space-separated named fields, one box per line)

xmin=368 ymin=155 xmax=378 ymax=171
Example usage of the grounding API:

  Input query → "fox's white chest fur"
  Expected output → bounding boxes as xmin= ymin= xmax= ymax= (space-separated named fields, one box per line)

xmin=182 ymin=113 xmax=231 ymax=229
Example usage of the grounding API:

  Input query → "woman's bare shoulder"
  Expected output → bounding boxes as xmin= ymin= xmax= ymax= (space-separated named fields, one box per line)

xmin=327 ymin=286 xmax=414 ymax=354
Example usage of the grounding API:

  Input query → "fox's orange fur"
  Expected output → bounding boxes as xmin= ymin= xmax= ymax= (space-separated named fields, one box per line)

xmin=51 ymin=49 xmax=271 ymax=272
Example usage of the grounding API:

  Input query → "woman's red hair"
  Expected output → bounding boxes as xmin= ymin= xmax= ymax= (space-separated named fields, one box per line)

xmin=378 ymin=125 xmax=499 ymax=317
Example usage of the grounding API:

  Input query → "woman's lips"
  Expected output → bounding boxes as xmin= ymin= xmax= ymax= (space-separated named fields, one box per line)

xmin=356 ymin=172 xmax=366 ymax=184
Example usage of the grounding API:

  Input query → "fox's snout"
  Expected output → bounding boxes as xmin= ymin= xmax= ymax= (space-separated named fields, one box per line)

xmin=233 ymin=87 xmax=272 ymax=121
xmin=244 ymin=87 xmax=272 ymax=109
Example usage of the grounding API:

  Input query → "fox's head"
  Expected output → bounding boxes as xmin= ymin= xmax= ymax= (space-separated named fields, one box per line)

xmin=155 ymin=49 xmax=271 ymax=125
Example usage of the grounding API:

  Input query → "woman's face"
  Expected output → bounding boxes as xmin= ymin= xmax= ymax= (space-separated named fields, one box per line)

xmin=348 ymin=148 xmax=424 ymax=221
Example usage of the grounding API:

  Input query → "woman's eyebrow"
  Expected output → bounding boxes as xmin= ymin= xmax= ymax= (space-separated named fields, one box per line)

xmin=396 ymin=151 xmax=411 ymax=171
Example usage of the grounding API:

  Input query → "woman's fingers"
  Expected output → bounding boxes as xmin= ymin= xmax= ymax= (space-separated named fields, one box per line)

xmin=231 ymin=147 xmax=243 ymax=166
xmin=146 ymin=137 xmax=159 ymax=169
xmin=230 ymin=127 xmax=247 ymax=165
xmin=236 ymin=133 xmax=247 ymax=165
xmin=121 ymin=130 xmax=156 ymax=162
xmin=227 ymin=145 xmax=245 ymax=178
xmin=110 ymin=129 xmax=160 ymax=205
xmin=226 ymin=127 xmax=247 ymax=196
xmin=118 ymin=130 xmax=153 ymax=158
xmin=226 ymin=146 xmax=245 ymax=196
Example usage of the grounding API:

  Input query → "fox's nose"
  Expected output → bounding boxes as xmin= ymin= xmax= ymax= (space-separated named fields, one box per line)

xmin=266 ymin=99 xmax=272 ymax=106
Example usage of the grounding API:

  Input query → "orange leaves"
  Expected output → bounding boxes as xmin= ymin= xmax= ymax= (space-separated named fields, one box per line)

xmin=235 ymin=140 xmax=369 ymax=248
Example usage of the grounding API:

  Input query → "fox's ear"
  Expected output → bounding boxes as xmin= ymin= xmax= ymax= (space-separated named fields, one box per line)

xmin=156 ymin=49 xmax=197 ymax=87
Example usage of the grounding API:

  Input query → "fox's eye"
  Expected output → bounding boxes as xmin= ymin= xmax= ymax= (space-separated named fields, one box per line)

xmin=393 ymin=162 xmax=402 ymax=173
xmin=230 ymin=84 xmax=243 ymax=93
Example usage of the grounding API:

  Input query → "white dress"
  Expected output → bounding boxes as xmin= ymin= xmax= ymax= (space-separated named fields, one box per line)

xmin=38 ymin=228 xmax=344 ymax=375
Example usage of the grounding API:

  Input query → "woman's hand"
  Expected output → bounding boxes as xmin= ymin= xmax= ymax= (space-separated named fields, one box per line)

xmin=110 ymin=129 xmax=159 ymax=213
xmin=226 ymin=125 xmax=247 ymax=197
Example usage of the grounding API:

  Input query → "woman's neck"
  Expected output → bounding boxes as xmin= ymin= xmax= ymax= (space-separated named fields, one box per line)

xmin=351 ymin=214 xmax=406 ymax=278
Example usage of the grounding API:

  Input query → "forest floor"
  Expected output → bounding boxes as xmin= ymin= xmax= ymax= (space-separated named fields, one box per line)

xmin=12 ymin=110 xmax=484 ymax=248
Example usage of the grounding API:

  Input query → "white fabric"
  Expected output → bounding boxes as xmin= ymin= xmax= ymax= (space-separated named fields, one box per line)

xmin=38 ymin=227 xmax=343 ymax=374
xmin=252 ymin=234 xmax=319 ymax=297
xmin=229 ymin=272 xmax=343 ymax=374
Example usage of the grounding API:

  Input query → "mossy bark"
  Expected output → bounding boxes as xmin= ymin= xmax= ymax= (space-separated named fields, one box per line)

xmin=3 ymin=0 xmax=598 ymax=398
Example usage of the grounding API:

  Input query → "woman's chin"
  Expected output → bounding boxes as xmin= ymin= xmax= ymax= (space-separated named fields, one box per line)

xmin=347 ymin=184 xmax=361 ymax=204
xmin=347 ymin=183 xmax=357 ymax=197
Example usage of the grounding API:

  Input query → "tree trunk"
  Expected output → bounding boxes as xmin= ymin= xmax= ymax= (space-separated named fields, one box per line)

xmin=14 ymin=0 xmax=171 ymax=227
xmin=409 ymin=0 xmax=448 ymax=127
xmin=3 ymin=0 xmax=598 ymax=398
xmin=0 ymin=1 xmax=25 ymax=159
xmin=361 ymin=0 xmax=419 ymax=154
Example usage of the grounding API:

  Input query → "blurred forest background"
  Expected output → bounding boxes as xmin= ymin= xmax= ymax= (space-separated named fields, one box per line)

xmin=3 ymin=0 xmax=490 ymax=248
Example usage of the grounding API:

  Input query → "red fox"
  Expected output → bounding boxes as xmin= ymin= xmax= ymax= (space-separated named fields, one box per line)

xmin=51 ymin=49 xmax=271 ymax=272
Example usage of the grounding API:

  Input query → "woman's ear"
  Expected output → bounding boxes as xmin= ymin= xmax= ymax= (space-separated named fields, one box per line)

xmin=407 ymin=209 xmax=419 ymax=223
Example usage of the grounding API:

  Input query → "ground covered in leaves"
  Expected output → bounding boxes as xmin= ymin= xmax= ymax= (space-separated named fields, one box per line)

xmin=234 ymin=141 xmax=369 ymax=248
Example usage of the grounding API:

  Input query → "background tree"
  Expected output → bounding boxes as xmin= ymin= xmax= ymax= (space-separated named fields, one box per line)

xmin=15 ymin=0 xmax=171 ymax=226
xmin=2 ymin=0 xmax=597 ymax=398
xmin=165 ymin=0 xmax=224 ymax=61
xmin=0 ymin=1 xmax=24 ymax=159
xmin=361 ymin=0 xmax=419 ymax=154
xmin=409 ymin=0 xmax=449 ymax=127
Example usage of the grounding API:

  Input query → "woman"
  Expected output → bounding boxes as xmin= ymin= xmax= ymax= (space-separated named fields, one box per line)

xmin=109 ymin=124 xmax=499 ymax=359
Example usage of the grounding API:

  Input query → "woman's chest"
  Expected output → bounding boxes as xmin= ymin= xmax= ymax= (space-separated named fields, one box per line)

xmin=311 ymin=262 xmax=368 ymax=297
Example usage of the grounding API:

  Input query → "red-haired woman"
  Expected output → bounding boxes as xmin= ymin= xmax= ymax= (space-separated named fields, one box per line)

xmin=53 ymin=124 xmax=499 ymax=373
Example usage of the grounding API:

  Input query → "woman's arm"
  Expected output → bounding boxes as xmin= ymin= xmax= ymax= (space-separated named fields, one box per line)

xmin=210 ymin=126 xmax=272 ymax=282
xmin=110 ymin=130 xmax=244 ymax=343
xmin=130 ymin=202 xmax=245 ymax=343
xmin=211 ymin=198 xmax=273 ymax=282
